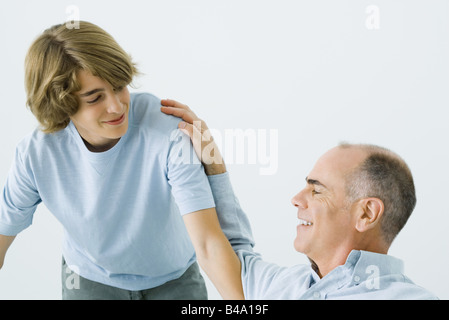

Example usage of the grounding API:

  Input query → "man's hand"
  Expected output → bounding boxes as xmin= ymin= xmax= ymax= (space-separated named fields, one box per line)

xmin=161 ymin=99 xmax=226 ymax=176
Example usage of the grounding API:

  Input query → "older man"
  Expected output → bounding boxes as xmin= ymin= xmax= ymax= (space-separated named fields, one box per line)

xmin=161 ymin=99 xmax=438 ymax=300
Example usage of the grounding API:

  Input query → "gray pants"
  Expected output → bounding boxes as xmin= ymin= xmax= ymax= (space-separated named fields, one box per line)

xmin=61 ymin=258 xmax=207 ymax=300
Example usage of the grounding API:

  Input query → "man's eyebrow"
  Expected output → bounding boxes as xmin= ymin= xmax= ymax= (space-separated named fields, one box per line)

xmin=305 ymin=177 xmax=328 ymax=189
xmin=79 ymin=88 xmax=105 ymax=97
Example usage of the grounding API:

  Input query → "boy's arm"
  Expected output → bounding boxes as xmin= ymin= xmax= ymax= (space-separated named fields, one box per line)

xmin=182 ymin=208 xmax=244 ymax=300
xmin=0 ymin=235 xmax=15 ymax=269
xmin=0 ymin=146 xmax=41 ymax=270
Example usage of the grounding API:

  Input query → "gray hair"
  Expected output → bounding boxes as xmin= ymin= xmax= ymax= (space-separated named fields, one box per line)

xmin=340 ymin=143 xmax=416 ymax=245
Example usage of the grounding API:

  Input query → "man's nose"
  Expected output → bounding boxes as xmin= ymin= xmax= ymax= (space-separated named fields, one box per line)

xmin=291 ymin=189 xmax=307 ymax=209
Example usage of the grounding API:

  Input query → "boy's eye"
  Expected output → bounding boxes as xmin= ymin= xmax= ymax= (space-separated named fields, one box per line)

xmin=87 ymin=95 xmax=102 ymax=104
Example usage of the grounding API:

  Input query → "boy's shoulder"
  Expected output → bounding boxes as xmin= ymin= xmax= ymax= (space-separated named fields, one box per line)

xmin=129 ymin=92 xmax=180 ymax=134
xmin=16 ymin=125 xmax=67 ymax=156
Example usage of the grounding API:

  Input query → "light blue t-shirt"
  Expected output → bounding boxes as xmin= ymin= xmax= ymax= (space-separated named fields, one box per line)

xmin=0 ymin=93 xmax=215 ymax=290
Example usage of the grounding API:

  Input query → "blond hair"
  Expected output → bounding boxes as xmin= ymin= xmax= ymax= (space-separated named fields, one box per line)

xmin=24 ymin=21 xmax=139 ymax=133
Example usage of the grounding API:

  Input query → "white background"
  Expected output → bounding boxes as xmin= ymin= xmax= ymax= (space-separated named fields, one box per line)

xmin=0 ymin=0 xmax=448 ymax=299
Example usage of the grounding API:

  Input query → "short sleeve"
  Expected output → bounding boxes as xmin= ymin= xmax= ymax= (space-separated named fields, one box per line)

xmin=0 ymin=147 xmax=41 ymax=236
xmin=166 ymin=129 xmax=215 ymax=215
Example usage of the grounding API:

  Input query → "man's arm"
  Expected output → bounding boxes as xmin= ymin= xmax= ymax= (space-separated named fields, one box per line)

xmin=162 ymin=99 xmax=249 ymax=299
xmin=161 ymin=100 xmax=254 ymax=251
xmin=163 ymin=102 xmax=245 ymax=299
xmin=161 ymin=99 xmax=287 ymax=300
xmin=0 ymin=235 xmax=15 ymax=269
xmin=183 ymin=208 xmax=244 ymax=300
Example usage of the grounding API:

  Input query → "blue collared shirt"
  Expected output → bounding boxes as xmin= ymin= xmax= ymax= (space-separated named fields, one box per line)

xmin=208 ymin=172 xmax=438 ymax=300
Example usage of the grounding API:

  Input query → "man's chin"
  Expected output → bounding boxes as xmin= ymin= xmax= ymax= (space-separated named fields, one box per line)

xmin=293 ymin=238 xmax=307 ymax=254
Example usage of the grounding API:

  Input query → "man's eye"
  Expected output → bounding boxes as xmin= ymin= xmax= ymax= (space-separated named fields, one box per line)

xmin=312 ymin=190 xmax=320 ymax=195
xmin=87 ymin=95 xmax=102 ymax=104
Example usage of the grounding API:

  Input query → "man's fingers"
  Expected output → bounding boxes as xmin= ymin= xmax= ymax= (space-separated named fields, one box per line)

xmin=161 ymin=106 xmax=196 ymax=124
xmin=161 ymin=98 xmax=209 ymax=141
xmin=161 ymin=98 xmax=226 ymax=174
xmin=178 ymin=120 xmax=202 ymax=135
xmin=178 ymin=121 xmax=192 ymax=137
xmin=161 ymin=98 xmax=190 ymax=110
xmin=161 ymin=105 xmax=185 ymax=117
xmin=178 ymin=122 xmax=203 ymax=151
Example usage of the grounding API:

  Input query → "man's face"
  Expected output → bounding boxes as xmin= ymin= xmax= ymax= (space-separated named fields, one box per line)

xmin=291 ymin=147 xmax=368 ymax=262
xmin=70 ymin=70 xmax=130 ymax=150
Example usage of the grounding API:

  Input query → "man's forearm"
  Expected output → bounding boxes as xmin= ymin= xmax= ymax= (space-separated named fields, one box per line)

xmin=207 ymin=173 xmax=255 ymax=252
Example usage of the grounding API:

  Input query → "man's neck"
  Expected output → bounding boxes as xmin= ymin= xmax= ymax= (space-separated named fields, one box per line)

xmin=310 ymin=245 xmax=388 ymax=278
xmin=310 ymin=249 xmax=350 ymax=278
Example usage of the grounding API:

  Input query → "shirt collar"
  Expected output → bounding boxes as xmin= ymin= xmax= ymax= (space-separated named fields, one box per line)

xmin=308 ymin=250 xmax=404 ymax=287
xmin=350 ymin=250 xmax=404 ymax=285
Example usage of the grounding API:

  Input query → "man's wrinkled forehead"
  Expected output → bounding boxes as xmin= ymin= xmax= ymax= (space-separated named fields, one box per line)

xmin=308 ymin=147 xmax=368 ymax=190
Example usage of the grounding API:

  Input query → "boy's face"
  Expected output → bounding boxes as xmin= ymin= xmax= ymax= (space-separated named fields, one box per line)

xmin=70 ymin=70 xmax=130 ymax=152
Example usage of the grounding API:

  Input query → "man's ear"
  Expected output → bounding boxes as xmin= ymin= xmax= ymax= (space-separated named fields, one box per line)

xmin=355 ymin=198 xmax=384 ymax=233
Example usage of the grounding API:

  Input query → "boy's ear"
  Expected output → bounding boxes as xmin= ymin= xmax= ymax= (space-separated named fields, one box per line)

xmin=355 ymin=198 xmax=384 ymax=233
